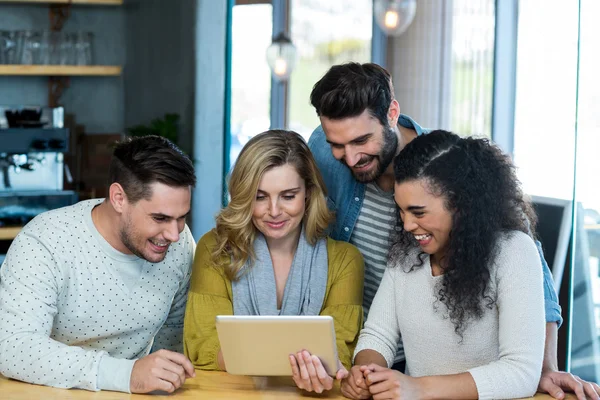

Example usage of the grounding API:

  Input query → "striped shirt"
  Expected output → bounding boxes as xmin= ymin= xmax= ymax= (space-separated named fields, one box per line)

xmin=349 ymin=183 xmax=405 ymax=362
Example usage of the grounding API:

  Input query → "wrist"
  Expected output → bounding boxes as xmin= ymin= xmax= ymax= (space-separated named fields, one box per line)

xmin=415 ymin=376 xmax=436 ymax=400
xmin=542 ymin=362 xmax=559 ymax=374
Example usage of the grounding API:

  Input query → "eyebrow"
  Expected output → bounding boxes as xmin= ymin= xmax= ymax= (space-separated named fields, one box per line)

xmin=257 ymin=187 xmax=301 ymax=194
xmin=150 ymin=211 xmax=190 ymax=220
xmin=398 ymin=205 xmax=425 ymax=212
xmin=326 ymin=133 xmax=373 ymax=147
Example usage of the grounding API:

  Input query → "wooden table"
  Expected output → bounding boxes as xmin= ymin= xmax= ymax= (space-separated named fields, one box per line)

xmin=0 ymin=370 xmax=575 ymax=399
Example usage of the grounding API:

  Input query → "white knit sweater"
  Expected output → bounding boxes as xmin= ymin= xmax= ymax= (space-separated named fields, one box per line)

xmin=354 ymin=230 xmax=545 ymax=399
xmin=0 ymin=199 xmax=194 ymax=392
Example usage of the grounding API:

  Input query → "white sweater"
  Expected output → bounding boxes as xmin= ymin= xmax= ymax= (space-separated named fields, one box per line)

xmin=0 ymin=199 xmax=194 ymax=392
xmin=354 ymin=230 xmax=545 ymax=399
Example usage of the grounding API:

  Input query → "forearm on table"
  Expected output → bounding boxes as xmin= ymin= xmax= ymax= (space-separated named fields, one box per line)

xmin=418 ymin=372 xmax=478 ymax=400
xmin=353 ymin=349 xmax=387 ymax=367
xmin=543 ymin=322 xmax=559 ymax=371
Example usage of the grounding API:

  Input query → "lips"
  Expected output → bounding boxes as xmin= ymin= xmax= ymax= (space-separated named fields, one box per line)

xmin=265 ymin=220 xmax=286 ymax=229
xmin=148 ymin=239 xmax=170 ymax=253
xmin=353 ymin=157 xmax=375 ymax=171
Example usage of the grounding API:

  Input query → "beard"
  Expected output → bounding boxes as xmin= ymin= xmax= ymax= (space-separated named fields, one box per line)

xmin=119 ymin=215 xmax=167 ymax=263
xmin=350 ymin=124 xmax=398 ymax=183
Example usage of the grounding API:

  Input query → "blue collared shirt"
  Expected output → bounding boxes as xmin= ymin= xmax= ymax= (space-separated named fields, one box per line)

xmin=308 ymin=114 xmax=562 ymax=325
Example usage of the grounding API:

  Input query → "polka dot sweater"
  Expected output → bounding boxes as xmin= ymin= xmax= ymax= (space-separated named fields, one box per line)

xmin=0 ymin=199 xmax=195 ymax=392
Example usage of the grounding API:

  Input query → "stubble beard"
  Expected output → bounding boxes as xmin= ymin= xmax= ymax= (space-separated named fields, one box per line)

xmin=351 ymin=124 xmax=398 ymax=183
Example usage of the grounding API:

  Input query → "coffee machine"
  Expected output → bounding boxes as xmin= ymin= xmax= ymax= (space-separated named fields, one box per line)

xmin=0 ymin=106 xmax=78 ymax=263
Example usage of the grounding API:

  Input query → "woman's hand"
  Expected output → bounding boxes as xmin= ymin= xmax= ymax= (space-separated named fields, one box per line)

xmin=289 ymin=350 xmax=348 ymax=393
xmin=361 ymin=364 xmax=424 ymax=400
xmin=341 ymin=365 xmax=372 ymax=399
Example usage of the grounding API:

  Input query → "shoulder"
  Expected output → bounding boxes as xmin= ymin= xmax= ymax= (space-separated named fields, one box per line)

xmin=326 ymin=237 xmax=362 ymax=259
xmin=193 ymin=230 xmax=225 ymax=273
xmin=491 ymin=230 xmax=541 ymax=276
xmin=495 ymin=230 xmax=538 ymax=256
xmin=197 ymin=230 xmax=218 ymax=253
xmin=326 ymin=238 xmax=364 ymax=270
xmin=398 ymin=114 xmax=429 ymax=136
xmin=19 ymin=199 xmax=98 ymax=248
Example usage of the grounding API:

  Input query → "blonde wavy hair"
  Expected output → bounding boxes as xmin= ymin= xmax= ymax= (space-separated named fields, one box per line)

xmin=212 ymin=129 xmax=333 ymax=280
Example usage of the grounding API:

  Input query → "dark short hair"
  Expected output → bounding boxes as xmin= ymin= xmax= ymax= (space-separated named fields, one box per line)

xmin=109 ymin=135 xmax=196 ymax=203
xmin=310 ymin=62 xmax=394 ymax=127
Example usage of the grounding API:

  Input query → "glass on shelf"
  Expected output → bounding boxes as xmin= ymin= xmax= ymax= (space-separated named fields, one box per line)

xmin=0 ymin=29 xmax=94 ymax=66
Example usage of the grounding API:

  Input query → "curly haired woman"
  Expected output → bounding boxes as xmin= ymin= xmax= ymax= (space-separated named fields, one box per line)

xmin=349 ymin=130 xmax=545 ymax=400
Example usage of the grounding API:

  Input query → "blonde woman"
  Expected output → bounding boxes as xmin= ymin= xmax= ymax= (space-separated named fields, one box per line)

xmin=183 ymin=130 xmax=364 ymax=394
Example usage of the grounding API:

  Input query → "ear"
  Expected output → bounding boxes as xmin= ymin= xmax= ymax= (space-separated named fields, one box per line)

xmin=387 ymin=99 xmax=401 ymax=126
xmin=108 ymin=183 xmax=127 ymax=214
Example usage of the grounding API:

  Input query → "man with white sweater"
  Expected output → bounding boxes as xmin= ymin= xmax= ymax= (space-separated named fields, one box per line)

xmin=0 ymin=135 xmax=197 ymax=393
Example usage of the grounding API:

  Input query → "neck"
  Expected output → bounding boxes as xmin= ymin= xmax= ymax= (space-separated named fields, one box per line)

xmin=92 ymin=200 xmax=132 ymax=255
xmin=376 ymin=124 xmax=418 ymax=192
xmin=430 ymin=252 xmax=447 ymax=276
xmin=264 ymin=227 xmax=302 ymax=258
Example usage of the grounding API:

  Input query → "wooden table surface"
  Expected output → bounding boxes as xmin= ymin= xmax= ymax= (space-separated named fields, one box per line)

xmin=0 ymin=370 xmax=575 ymax=399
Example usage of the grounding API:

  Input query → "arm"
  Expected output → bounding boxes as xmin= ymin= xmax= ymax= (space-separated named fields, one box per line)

xmin=183 ymin=232 xmax=233 ymax=370
xmin=0 ymin=231 xmax=135 ymax=392
xmin=152 ymin=225 xmax=195 ymax=354
xmin=353 ymin=267 xmax=401 ymax=367
xmin=364 ymin=233 xmax=545 ymax=400
xmin=466 ymin=233 xmax=545 ymax=399
xmin=535 ymin=240 xmax=563 ymax=327
xmin=538 ymin=323 xmax=600 ymax=400
xmin=319 ymin=241 xmax=364 ymax=370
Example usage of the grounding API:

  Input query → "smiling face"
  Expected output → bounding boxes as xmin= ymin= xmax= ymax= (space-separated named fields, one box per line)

xmin=252 ymin=163 xmax=307 ymax=246
xmin=320 ymin=109 xmax=398 ymax=183
xmin=118 ymin=182 xmax=191 ymax=263
xmin=394 ymin=179 xmax=453 ymax=261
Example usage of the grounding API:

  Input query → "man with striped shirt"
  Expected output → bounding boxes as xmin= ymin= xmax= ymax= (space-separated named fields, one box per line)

xmin=307 ymin=62 xmax=592 ymax=400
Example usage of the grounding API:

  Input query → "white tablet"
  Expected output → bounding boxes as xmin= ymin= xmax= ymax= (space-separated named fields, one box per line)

xmin=215 ymin=315 xmax=338 ymax=376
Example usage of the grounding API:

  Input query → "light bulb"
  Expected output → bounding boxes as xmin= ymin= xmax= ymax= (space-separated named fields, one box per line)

xmin=266 ymin=33 xmax=297 ymax=82
xmin=274 ymin=58 xmax=288 ymax=77
xmin=384 ymin=10 xmax=399 ymax=29
xmin=374 ymin=0 xmax=417 ymax=37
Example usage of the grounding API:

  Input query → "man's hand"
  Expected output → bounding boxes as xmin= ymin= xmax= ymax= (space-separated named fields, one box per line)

xmin=538 ymin=369 xmax=600 ymax=400
xmin=341 ymin=365 xmax=371 ymax=399
xmin=130 ymin=349 xmax=196 ymax=393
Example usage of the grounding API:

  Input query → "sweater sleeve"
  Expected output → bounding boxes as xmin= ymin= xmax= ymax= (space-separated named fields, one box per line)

xmin=0 ymin=230 xmax=133 ymax=392
xmin=353 ymin=267 xmax=400 ymax=367
xmin=152 ymin=225 xmax=195 ymax=354
xmin=183 ymin=232 xmax=233 ymax=370
xmin=468 ymin=231 xmax=545 ymax=400
xmin=319 ymin=240 xmax=364 ymax=370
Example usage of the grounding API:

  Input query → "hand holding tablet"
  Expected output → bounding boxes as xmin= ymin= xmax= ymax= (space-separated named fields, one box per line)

xmin=215 ymin=315 xmax=340 ymax=378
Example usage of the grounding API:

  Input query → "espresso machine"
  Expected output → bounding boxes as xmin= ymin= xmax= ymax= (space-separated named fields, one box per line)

xmin=0 ymin=106 xmax=78 ymax=263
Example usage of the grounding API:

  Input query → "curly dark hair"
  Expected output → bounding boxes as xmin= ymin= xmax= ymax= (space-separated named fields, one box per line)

xmin=390 ymin=130 xmax=537 ymax=337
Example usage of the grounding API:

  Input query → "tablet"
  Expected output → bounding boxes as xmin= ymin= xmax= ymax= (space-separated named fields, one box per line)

xmin=215 ymin=315 xmax=338 ymax=376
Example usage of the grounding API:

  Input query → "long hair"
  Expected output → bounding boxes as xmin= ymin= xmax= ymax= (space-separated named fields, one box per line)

xmin=390 ymin=130 xmax=537 ymax=336
xmin=213 ymin=130 xmax=333 ymax=280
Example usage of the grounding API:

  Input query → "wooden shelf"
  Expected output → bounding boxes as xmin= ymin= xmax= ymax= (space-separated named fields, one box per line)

xmin=0 ymin=0 xmax=122 ymax=4
xmin=0 ymin=65 xmax=122 ymax=76
xmin=0 ymin=226 xmax=21 ymax=241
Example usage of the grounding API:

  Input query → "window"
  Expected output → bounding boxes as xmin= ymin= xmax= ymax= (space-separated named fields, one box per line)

xmin=288 ymin=0 xmax=373 ymax=140
xmin=571 ymin=0 xmax=600 ymax=382
xmin=229 ymin=3 xmax=273 ymax=167
xmin=449 ymin=0 xmax=494 ymax=137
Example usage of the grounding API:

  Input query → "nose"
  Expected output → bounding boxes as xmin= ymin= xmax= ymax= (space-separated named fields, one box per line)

xmin=403 ymin=214 xmax=418 ymax=233
xmin=268 ymin=198 xmax=281 ymax=217
xmin=163 ymin=220 xmax=180 ymax=243
xmin=344 ymin=147 xmax=362 ymax=167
